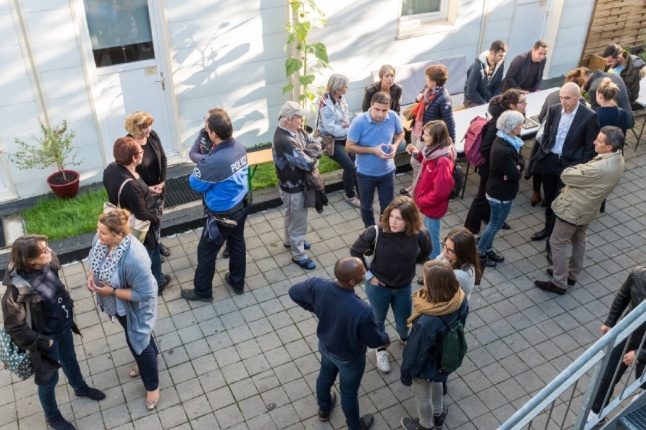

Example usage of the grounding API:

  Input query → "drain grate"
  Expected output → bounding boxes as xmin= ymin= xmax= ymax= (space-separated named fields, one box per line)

xmin=619 ymin=404 xmax=646 ymax=430
xmin=164 ymin=174 xmax=203 ymax=208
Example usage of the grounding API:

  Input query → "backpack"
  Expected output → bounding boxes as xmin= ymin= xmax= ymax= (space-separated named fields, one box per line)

xmin=436 ymin=315 xmax=468 ymax=374
xmin=462 ymin=116 xmax=489 ymax=168
xmin=0 ymin=305 xmax=33 ymax=381
xmin=440 ymin=155 xmax=463 ymax=200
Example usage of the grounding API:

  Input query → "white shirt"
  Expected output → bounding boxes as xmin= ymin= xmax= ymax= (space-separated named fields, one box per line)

xmin=552 ymin=104 xmax=579 ymax=156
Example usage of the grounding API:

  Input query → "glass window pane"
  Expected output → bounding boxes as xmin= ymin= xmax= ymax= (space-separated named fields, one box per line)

xmin=401 ymin=0 xmax=442 ymax=16
xmin=84 ymin=0 xmax=155 ymax=67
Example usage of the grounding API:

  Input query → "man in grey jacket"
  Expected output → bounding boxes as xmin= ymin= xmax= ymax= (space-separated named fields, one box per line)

xmin=534 ymin=126 xmax=625 ymax=295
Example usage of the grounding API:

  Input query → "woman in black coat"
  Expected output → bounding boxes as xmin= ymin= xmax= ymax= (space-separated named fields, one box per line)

xmin=2 ymin=236 xmax=105 ymax=430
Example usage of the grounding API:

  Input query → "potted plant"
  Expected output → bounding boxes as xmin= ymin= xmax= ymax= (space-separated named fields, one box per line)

xmin=10 ymin=119 xmax=83 ymax=199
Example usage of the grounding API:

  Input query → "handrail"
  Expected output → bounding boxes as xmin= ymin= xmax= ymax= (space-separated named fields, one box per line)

xmin=499 ymin=298 xmax=646 ymax=430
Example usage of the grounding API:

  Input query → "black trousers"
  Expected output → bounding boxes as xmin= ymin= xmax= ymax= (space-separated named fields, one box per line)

xmin=464 ymin=164 xmax=490 ymax=235
xmin=540 ymin=154 xmax=565 ymax=235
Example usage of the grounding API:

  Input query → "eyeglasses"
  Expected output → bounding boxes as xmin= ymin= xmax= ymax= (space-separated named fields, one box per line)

xmin=39 ymin=244 xmax=51 ymax=255
xmin=442 ymin=242 xmax=455 ymax=256
xmin=518 ymin=99 xmax=527 ymax=105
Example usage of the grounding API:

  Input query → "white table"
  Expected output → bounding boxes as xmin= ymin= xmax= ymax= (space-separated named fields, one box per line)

xmin=453 ymin=88 xmax=557 ymax=152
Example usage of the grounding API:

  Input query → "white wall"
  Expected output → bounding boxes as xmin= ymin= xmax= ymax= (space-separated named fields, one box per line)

xmin=549 ymin=0 xmax=595 ymax=78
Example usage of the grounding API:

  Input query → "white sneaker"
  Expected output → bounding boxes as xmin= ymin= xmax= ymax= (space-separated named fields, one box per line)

xmin=376 ymin=350 xmax=390 ymax=373
xmin=346 ymin=196 xmax=361 ymax=208
xmin=586 ymin=410 xmax=599 ymax=424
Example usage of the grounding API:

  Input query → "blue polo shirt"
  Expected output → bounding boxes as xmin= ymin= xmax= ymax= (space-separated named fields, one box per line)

xmin=347 ymin=110 xmax=403 ymax=177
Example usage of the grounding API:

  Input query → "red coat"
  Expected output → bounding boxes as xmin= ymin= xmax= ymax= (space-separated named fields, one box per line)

xmin=413 ymin=153 xmax=454 ymax=219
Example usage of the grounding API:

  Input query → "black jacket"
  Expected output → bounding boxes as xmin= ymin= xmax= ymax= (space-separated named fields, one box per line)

xmin=532 ymin=104 xmax=599 ymax=173
xmin=420 ymin=86 xmax=456 ymax=143
xmin=463 ymin=55 xmax=505 ymax=107
xmin=132 ymin=130 xmax=168 ymax=196
xmin=486 ymin=136 xmax=525 ymax=201
xmin=502 ymin=50 xmax=545 ymax=93
xmin=1 ymin=259 xmax=79 ymax=385
xmin=103 ymin=163 xmax=159 ymax=249
xmin=604 ymin=267 xmax=646 ymax=362
xmin=362 ymin=82 xmax=402 ymax=113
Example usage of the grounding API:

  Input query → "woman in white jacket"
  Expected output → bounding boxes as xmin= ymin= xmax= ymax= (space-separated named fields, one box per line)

xmin=317 ymin=73 xmax=360 ymax=207
xmin=435 ymin=228 xmax=481 ymax=300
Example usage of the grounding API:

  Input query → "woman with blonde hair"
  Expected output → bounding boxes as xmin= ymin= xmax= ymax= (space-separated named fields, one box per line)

xmin=406 ymin=120 xmax=456 ymax=262
xmin=400 ymin=260 xmax=468 ymax=430
xmin=350 ymin=196 xmax=432 ymax=373
xmin=362 ymin=64 xmax=402 ymax=113
xmin=86 ymin=209 xmax=161 ymax=410
xmin=124 ymin=111 xmax=170 ymax=257
xmin=596 ymin=77 xmax=630 ymax=135
xmin=317 ymin=73 xmax=360 ymax=207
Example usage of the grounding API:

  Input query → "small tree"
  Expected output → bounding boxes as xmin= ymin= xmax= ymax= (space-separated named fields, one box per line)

xmin=10 ymin=119 xmax=83 ymax=183
xmin=282 ymin=0 xmax=330 ymax=106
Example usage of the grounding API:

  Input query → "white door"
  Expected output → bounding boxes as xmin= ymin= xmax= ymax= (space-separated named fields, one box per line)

xmin=0 ymin=152 xmax=17 ymax=202
xmin=82 ymin=0 xmax=177 ymax=160
xmin=506 ymin=0 xmax=550 ymax=63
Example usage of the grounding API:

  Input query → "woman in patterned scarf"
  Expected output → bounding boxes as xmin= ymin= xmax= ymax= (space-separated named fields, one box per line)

xmin=86 ymin=209 xmax=160 ymax=411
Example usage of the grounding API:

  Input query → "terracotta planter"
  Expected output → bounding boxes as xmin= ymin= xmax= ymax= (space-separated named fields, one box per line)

xmin=47 ymin=170 xmax=80 ymax=199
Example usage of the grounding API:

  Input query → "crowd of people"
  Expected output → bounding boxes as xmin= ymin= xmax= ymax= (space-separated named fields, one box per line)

xmin=1 ymin=40 xmax=644 ymax=430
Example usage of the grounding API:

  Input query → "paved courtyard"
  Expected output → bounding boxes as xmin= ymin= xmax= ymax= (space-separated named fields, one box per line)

xmin=1 ymin=134 xmax=646 ymax=430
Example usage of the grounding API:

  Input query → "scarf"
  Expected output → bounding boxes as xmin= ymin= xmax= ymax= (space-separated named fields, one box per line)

xmin=88 ymin=235 xmax=130 ymax=319
xmin=496 ymin=130 xmax=524 ymax=153
xmin=412 ymin=87 xmax=440 ymax=139
xmin=407 ymin=287 xmax=465 ymax=327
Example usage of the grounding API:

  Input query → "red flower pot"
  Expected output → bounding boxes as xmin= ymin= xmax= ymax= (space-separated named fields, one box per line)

xmin=47 ymin=170 xmax=80 ymax=199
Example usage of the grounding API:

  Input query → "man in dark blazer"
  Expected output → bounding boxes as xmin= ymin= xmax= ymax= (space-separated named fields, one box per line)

xmin=530 ymin=83 xmax=599 ymax=258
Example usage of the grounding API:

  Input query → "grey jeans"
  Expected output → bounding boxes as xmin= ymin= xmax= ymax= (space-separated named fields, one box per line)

xmin=549 ymin=217 xmax=587 ymax=289
xmin=280 ymin=190 xmax=308 ymax=261
xmin=412 ymin=378 xmax=444 ymax=428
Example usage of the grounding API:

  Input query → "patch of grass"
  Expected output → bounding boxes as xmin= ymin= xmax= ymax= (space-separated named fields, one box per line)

xmin=22 ymin=188 xmax=107 ymax=241
xmin=251 ymin=156 xmax=340 ymax=190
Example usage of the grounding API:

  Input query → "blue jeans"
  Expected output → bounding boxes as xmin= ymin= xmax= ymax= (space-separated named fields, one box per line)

xmin=148 ymin=245 xmax=164 ymax=287
xmin=38 ymin=325 xmax=86 ymax=419
xmin=357 ymin=171 xmax=395 ymax=228
xmin=116 ymin=314 xmax=159 ymax=391
xmin=194 ymin=204 xmax=250 ymax=297
xmin=365 ymin=282 xmax=411 ymax=339
xmin=317 ymin=342 xmax=366 ymax=430
xmin=424 ymin=216 xmax=441 ymax=260
xmin=329 ymin=140 xmax=358 ymax=199
xmin=477 ymin=199 xmax=512 ymax=254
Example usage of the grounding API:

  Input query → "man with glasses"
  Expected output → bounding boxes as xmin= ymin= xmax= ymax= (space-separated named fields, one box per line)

xmin=530 ymin=82 xmax=599 ymax=263
xmin=272 ymin=101 xmax=322 ymax=270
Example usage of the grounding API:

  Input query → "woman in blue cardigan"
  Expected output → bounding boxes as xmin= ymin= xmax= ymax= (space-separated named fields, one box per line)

xmin=86 ymin=209 xmax=160 ymax=411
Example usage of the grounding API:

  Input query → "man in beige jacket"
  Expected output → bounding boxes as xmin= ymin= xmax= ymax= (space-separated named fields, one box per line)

xmin=535 ymin=126 xmax=625 ymax=295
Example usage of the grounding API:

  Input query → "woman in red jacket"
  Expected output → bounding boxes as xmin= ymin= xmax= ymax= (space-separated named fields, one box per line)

xmin=406 ymin=120 xmax=456 ymax=262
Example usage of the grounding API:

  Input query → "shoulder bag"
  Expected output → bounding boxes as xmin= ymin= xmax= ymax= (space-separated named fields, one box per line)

xmin=363 ymin=225 xmax=379 ymax=267
xmin=103 ymin=179 xmax=151 ymax=243
xmin=0 ymin=304 xmax=33 ymax=380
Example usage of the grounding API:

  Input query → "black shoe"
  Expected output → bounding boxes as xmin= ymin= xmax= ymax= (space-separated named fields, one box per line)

xmin=181 ymin=289 xmax=213 ymax=302
xmin=534 ymin=280 xmax=566 ymax=295
xmin=224 ymin=272 xmax=244 ymax=295
xmin=318 ymin=391 xmax=337 ymax=422
xmin=222 ymin=245 xmax=230 ymax=259
xmin=399 ymin=188 xmax=411 ymax=197
xmin=360 ymin=414 xmax=374 ymax=430
xmin=501 ymin=222 xmax=511 ymax=230
xmin=433 ymin=405 xmax=448 ymax=429
xmin=417 ymin=278 xmax=424 ymax=285
xmin=401 ymin=417 xmax=430 ymax=430
xmin=74 ymin=384 xmax=106 ymax=401
xmin=531 ymin=228 xmax=549 ymax=241
xmin=485 ymin=250 xmax=504 ymax=263
xmin=159 ymin=243 xmax=171 ymax=257
xmin=546 ymin=268 xmax=576 ymax=285
xmin=479 ymin=254 xmax=497 ymax=268
xmin=47 ymin=413 xmax=76 ymax=430
xmin=158 ymin=275 xmax=171 ymax=296
xmin=546 ymin=249 xmax=553 ymax=265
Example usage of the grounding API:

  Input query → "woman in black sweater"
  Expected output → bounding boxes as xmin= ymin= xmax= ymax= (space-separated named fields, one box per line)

xmin=350 ymin=196 xmax=432 ymax=373
xmin=476 ymin=110 xmax=526 ymax=266
xmin=464 ymin=89 xmax=526 ymax=239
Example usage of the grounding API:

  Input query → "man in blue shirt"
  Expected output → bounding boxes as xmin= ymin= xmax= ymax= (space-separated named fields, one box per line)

xmin=289 ymin=257 xmax=389 ymax=430
xmin=181 ymin=108 xmax=250 ymax=300
xmin=347 ymin=92 xmax=405 ymax=227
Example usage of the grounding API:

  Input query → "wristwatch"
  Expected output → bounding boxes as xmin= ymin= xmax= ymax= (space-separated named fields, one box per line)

xmin=111 ymin=287 xmax=116 ymax=297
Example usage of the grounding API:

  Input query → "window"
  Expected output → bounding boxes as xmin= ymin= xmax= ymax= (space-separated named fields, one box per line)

xmin=83 ymin=0 xmax=155 ymax=67
xmin=397 ymin=0 xmax=456 ymax=39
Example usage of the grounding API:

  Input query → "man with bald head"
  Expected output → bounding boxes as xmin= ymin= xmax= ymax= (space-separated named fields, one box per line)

xmin=530 ymin=82 xmax=599 ymax=261
xmin=289 ymin=257 xmax=389 ymax=430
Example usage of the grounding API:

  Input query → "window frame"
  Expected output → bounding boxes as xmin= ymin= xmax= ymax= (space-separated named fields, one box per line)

xmin=396 ymin=0 xmax=457 ymax=39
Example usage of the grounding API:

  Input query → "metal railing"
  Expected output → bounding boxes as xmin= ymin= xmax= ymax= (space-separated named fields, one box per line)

xmin=499 ymin=299 xmax=646 ymax=430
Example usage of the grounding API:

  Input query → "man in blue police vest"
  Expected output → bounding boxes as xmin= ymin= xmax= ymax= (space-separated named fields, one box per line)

xmin=181 ymin=108 xmax=250 ymax=300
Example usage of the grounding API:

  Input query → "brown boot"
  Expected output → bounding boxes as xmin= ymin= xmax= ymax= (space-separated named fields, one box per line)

xmin=531 ymin=191 xmax=542 ymax=207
